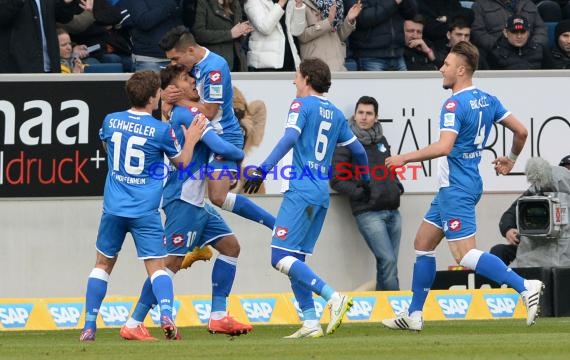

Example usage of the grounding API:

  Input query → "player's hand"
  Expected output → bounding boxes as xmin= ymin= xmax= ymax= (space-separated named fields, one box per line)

xmin=181 ymin=114 xmax=207 ymax=145
xmin=492 ymin=156 xmax=515 ymax=175
xmin=505 ymin=228 xmax=520 ymax=246
xmin=385 ymin=154 xmax=406 ymax=168
xmin=243 ymin=167 xmax=265 ymax=194
xmin=356 ymin=179 xmax=371 ymax=203
xmin=162 ymin=85 xmax=183 ymax=105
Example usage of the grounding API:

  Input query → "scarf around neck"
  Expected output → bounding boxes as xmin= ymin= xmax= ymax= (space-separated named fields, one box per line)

xmin=349 ymin=119 xmax=383 ymax=145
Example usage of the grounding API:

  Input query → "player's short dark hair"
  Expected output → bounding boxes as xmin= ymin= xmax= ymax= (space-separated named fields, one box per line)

xmin=355 ymin=96 xmax=379 ymax=117
xmin=160 ymin=63 xmax=190 ymax=89
xmin=125 ymin=71 xmax=161 ymax=108
xmin=159 ymin=25 xmax=197 ymax=52
xmin=299 ymin=58 xmax=331 ymax=94
xmin=450 ymin=41 xmax=479 ymax=73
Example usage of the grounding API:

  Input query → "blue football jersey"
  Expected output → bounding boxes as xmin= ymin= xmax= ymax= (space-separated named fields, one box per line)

xmin=191 ymin=49 xmax=242 ymax=137
xmin=162 ymin=105 xmax=212 ymax=208
xmin=438 ymin=86 xmax=510 ymax=194
xmin=99 ymin=110 xmax=182 ymax=217
xmin=282 ymin=95 xmax=356 ymax=206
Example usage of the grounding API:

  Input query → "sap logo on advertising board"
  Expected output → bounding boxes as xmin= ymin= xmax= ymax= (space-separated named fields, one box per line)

xmin=240 ymin=298 xmax=276 ymax=322
xmin=0 ymin=304 xmax=33 ymax=328
xmin=99 ymin=302 xmax=132 ymax=326
xmin=387 ymin=295 xmax=412 ymax=315
xmin=436 ymin=294 xmax=472 ymax=318
xmin=346 ymin=297 xmax=376 ymax=321
xmin=192 ymin=300 xmax=212 ymax=323
xmin=292 ymin=297 xmax=326 ymax=320
xmin=149 ymin=300 xmax=181 ymax=324
xmin=48 ymin=303 xmax=83 ymax=327
xmin=484 ymin=294 xmax=519 ymax=318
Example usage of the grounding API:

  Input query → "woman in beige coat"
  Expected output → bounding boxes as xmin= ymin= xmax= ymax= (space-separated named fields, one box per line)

xmin=287 ymin=0 xmax=362 ymax=71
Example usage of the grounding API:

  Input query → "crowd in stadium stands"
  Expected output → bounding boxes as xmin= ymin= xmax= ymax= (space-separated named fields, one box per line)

xmin=1 ymin=0 xmax=570 ymax=74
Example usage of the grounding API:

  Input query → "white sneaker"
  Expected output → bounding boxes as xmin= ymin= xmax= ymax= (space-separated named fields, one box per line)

xmin=325 ymin=294 xmax=353 ymax=335
xmin=283 ymin=325 xmax=324 ymax=339
xmin=381 ymin=312 xmax=423 ymax=331
xmin=521 ymin=279 xmax=544 ymax=326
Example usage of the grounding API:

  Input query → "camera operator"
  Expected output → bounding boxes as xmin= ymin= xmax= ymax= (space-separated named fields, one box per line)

xmin=491 ymin=155 xmax=570 ymax=265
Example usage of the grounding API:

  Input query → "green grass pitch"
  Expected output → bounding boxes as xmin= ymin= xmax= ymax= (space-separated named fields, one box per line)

xmin=2 ymin=319 xmax=570 ymax=360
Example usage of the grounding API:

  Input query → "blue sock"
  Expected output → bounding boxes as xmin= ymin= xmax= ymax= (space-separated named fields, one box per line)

xmin=408 ymin=254 xmax=436 ymax=314
xmin=475 ymin=252 xmax=525 ymax=293
xmin=288 ymin=261 xmax=327 ymax=298
xmin=291 ymin=279 xmax=317 ymax=321
xmin=151 ymin=271 xmax=174 ymax=318
xmin=232 ymin=194 xmax=275 ymax=230
xmin=211 ymin=255 xmax=237 ymax=312
xmin=132 ymin=278 xmax=157 ymax=322
xmin=83 ymin=268 xmax=109 ymax=330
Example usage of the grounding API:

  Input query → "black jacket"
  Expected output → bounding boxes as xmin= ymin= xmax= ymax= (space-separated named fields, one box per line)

xmin=404 ymin=45 xmax=438 ymax=70
xmin=551 ymin=47 xmax=570 ymax=69
xmin=331 ymin=135 xmax=403 ymax=216
xmin=487 ymin=36 xmax=552 ymax=70
xmin=0 ymin=0 xmax=75 ymax=73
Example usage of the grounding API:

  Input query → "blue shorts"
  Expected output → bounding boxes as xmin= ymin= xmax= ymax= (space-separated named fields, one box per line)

xmin=271 ymin=191 xmax=327 ymax=255
xmin=96 ymin=212 xmax=166 ymax=259
xmin=208 ymin=132 xmax=244 ymax=172
xmin=423 ymin=186 xmax=481 ymax=240
xmin=163 ymin=200 xmax=233 ymax=256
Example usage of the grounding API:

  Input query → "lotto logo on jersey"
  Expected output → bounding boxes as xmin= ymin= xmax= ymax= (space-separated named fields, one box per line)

xmin=387 ymin=295 xmax=412 ymax=315
xmin=149 ymin=300 xmax=181 ymax=324
xmin=291 ymin=296 xmax=326 ymax=320
xmin=484 ymin=294 xmax=519 ymax=318
xmin=0 ymin=303 xmax=33 ymax=328
xmin=189 ymin=106 xmax=200 ymax=114
xmin=192 ymin=300 xmax=212 ymax=323
xmin=209 ymin=71 xmax=222 ymax=83
xmin=445 ymin=100 xmax=457 ymax=112
xmin=171 ymin=234 xmax=184 ymax=247
xmin=448 ymin=219 xmax=461 ymax=231
xmin=100 ymin=301 xmax=133 ymax=326
xmin=289 ymin=101 xmax=301 ymax=112
xmin=346 ymin=297 xmax=376 ymax=321
xmin=436 ymin=294 xmax=472 ymax=318
xmin=47 ymin=303 xmax=83 ymax=328
xmin=274 ymin=226 xmax=288 ymax=240
xmin=240 ymin=298 xmax=276 ymax=323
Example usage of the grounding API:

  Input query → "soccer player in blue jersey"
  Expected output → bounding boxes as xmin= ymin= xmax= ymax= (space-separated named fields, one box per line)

xmin=243 ymin=58 xmax=371 ymax=338
xmin=157 ymin=26 xmax=275 ymax=232
xmin=381 ymin=41 xmax=543 ymax=331
xmin=119 ymin=64 xmax=253 ymax=340
xmin=79 ymin=71 xmax=207 ymax=341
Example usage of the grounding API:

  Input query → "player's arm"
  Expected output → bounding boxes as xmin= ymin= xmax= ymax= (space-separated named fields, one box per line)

xmin=201 ymin=129 xmax=244 ymax=161
xmin=492 ymin=114 xmax=528 ymax=175
xmin=386 ymin=131 xmax=457 ymax=168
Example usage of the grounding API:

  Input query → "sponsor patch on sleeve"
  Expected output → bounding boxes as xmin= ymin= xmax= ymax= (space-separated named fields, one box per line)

xmin=443 ymin=113 xmax=455 ymax=127
xmin=209 ymin=71 xmax=222 ymax=83
xmin=444 ymin=100 xmax=457 ymax=112
xmin=289 ymin=101 xmax=301 ymax=112
xmin=286 ymin=112 xmax=299 ymax=126
xmin=209 ymin=85 xmax=223 ymax=99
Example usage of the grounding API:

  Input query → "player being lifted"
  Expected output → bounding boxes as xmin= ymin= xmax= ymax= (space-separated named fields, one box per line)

xmin=244 ymin=58 xmax=371 ymax=338
xmin=381 ymin=41 xmax=543 ymax=331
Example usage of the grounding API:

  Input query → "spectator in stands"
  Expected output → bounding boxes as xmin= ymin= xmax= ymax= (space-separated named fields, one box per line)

xmin=487 ymin=15 xmax=553 ymax=69
xmin=330 ymin=96 xmax=404 ymax=291
xmin=344 ymin=0 xmax=416 ymax=71
xmin=288 ymin=0 xmax=362 ymax=71
xmin=244 ymin=0 xmax=300 ymax=71
xmin=57 ymin=27 xmax=85 ymax=73
xmin=193 ymin=0 xmax=252 ymax=72
xmin=491 ymin=155 xmax=570 ymax=265
xmin=403 ymin=14 xmax=439 ymax=70
xmin=471 ymin=0 xmax=548 ymax=53
xmin=416 ymin=0 xmax=473 ymax=48
xmin=552 ymin=19 xmax=570 ymax=68
xmin=122 ymin=0 xmax=183 ymax=72
xmin=433 ymin=15 xmax=489 ymax=70
xmin=0 ymin=0 xmax=76 ymax=73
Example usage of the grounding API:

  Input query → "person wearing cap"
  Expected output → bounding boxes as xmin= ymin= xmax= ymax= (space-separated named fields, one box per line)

xmin=471 ymin=0 xmax=548 ymax=52
xmin=551 ymin=19 xmax=570 ymax=69
xmin=491 ymin=155 xmax=570 ymax=265
xmin=487 ymin=15 xmax=553 ymax=70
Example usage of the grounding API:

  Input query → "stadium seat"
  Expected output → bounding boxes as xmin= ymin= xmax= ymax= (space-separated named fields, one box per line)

xmin=84 ymin=63 xmax=123 ymax=73
xmin=537 ymin=1 xmax=563 ymax=22
xmin=545 ymin=22 xmax=558 ymax=49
